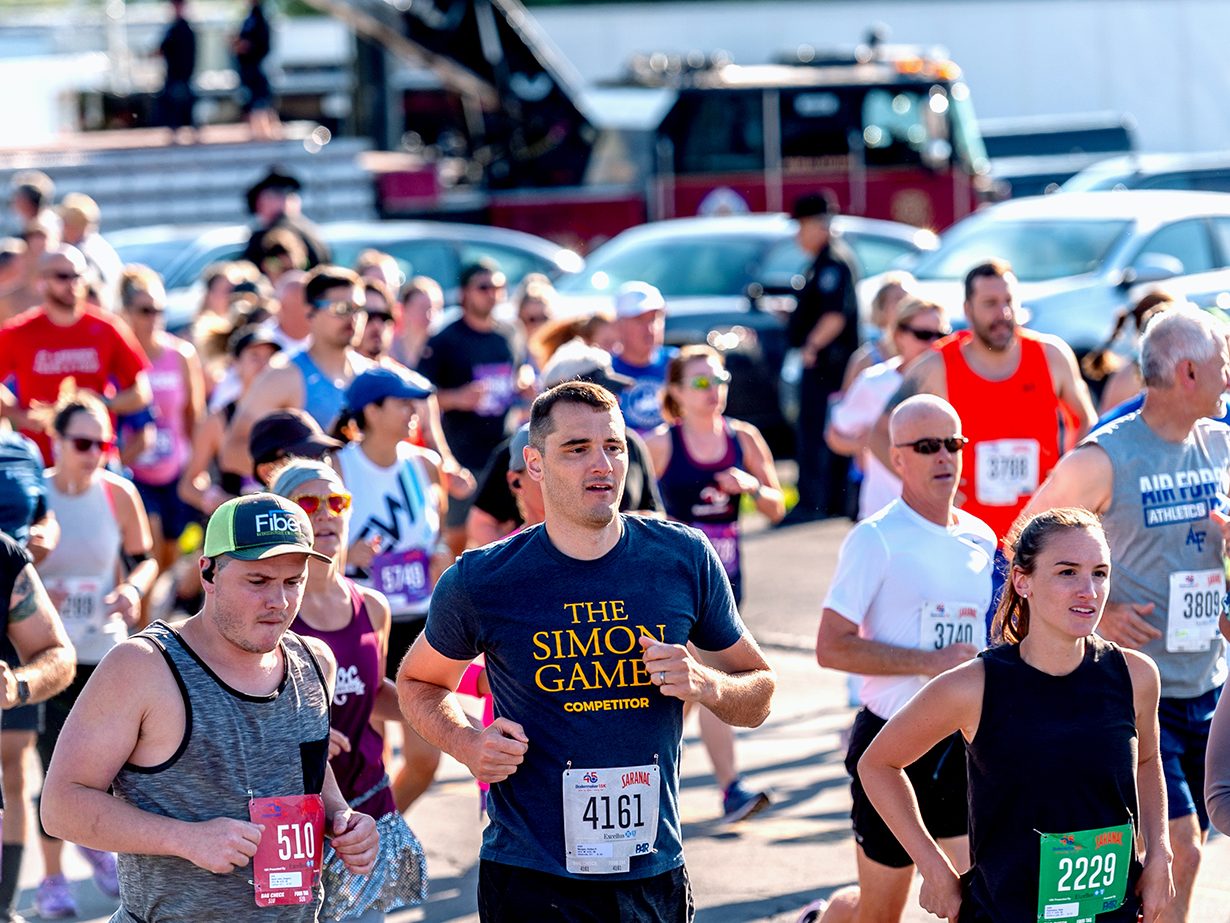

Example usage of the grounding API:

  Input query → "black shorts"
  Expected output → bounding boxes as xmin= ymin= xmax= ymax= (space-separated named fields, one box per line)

xmin=478 ymin=860 xmax=693 ymax=923
xmin=846 ymin=707 xmax=968 ymax=868
xmin=384 ymin=617 xmax=427 ymax=682
xmin=37 ymin=664 xmax=97 ymax=772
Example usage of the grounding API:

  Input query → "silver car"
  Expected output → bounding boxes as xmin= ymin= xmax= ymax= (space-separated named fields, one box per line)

xmin=858 ymin=190 xmax=1230 ymax=353
xmin=109 ymin=221 xmax=584 ymax=329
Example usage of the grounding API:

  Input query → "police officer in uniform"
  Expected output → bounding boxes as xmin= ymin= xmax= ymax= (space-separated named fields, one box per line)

xmin=784 ymin=193 xmax=860 ymax=524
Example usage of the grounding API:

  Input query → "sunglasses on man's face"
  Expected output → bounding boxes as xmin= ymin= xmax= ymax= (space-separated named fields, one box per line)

xmin=47 ymin=271 xmax=82 ymax=282
xmin=66 ymin=436 xmax=115 ymax=453
xmin=364 ymin=311 xmax=393 ymax=324
xmin=293 ymin=493 xmax=352 ymax=516
xmin=311 ymin=299 xmax=363 ymax=318
xmin=899 ymin=324 xmax=946 ymax=343
xmin=894 ymin=436 xmax=969 ymax=455
xmin=689 ymin=370 xmax=732 ymax=390
xmin=133 ymin=305 xmax=164 ymax=317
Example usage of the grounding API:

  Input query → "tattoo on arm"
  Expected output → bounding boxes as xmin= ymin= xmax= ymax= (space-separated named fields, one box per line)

xmin=9 ymin=567 xmax=47 ymax=623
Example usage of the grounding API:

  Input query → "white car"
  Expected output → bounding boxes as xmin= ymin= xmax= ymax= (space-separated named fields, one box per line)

xmin=857 ymin=190 xmax=1230 ymax=353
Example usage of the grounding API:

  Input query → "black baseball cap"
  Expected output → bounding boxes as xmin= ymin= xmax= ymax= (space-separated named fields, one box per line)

xmin=203 ymin=494 xmax=330 ymax=562
xmin=245 ymin=166 xmax=302 ymax=215
xmin=228 ymin=324 xmax=282 ymax=360
xmin=791 ymin=192 xmax=837 ymax=220
xmin=249 ymin=409 xmax=342 ymax=478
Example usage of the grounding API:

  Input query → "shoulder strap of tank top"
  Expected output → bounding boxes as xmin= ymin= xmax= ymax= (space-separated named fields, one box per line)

xmin=723 ymin=417 xmax=744 ymax=468
xmin=122 ymin=621 xmax=194 ymax=774
xmin=1016 ymin=331 xmax=1058 ymax=395
xmin=284 ymin=629 xmax=331 ymax=699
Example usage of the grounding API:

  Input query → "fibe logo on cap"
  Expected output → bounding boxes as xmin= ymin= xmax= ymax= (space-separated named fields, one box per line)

xmin=254 ymin=509 xmax=303 ymax=537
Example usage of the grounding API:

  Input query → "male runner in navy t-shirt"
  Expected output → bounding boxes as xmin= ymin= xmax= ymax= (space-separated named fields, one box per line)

xmin=398 ymin=381 xmax=775 ymax=921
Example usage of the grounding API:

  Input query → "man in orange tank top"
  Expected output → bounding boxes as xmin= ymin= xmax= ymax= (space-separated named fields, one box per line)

xmin=870 ymin=260 xmax=1096 ymax=547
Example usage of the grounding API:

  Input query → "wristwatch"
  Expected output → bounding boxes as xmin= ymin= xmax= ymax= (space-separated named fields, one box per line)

xmin=15 ymin=678 xmax=29 ymax=706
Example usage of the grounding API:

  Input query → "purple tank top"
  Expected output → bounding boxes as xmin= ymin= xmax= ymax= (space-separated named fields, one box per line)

xmin=292 ymin=581 xmax=397 ymax=817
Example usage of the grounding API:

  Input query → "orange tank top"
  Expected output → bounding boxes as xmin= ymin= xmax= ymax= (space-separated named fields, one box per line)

xmin=940 ymin=330 xmax=1063 ymax=542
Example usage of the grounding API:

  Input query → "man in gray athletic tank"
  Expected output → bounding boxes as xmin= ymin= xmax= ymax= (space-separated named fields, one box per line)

xmin=1016 ymin=307 xmax=1230 ymax=923
xmin=40 ymin=494 xmax=380 ymax=922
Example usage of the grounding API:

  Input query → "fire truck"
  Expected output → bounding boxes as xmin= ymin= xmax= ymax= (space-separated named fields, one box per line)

xmin=320 ymin=1 xmax=993 ymax=246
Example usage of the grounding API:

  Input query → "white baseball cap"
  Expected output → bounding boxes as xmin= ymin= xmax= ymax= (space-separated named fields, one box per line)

xmin=613 ymin=281 xmax=666 ymax=318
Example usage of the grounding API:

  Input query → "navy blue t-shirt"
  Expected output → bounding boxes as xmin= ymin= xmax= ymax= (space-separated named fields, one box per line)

xmin=425 ymin=515 xmax=745 ymax=879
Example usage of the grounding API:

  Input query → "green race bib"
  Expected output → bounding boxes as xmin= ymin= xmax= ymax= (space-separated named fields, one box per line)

xmin=1037 ymin=823 xmax=1132 ymax=922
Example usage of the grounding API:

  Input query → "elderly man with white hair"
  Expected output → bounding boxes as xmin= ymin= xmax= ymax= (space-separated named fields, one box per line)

xmin=1015 ymin=305 xmax=1230 ymax=923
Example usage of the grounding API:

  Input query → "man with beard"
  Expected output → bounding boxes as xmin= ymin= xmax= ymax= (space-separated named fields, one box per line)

xmin=0 ymin=246 xmax=151 ymax=463
xmin=221 ymin=265 xmax=373 ymax=475
xmin=871 ymin=259 xmax=1094 ymax=549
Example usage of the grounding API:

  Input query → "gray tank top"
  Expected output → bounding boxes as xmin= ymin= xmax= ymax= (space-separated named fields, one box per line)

xmin=1085 ymin=412 xmax=1230 ymax=698
xmin=110 ymin=620 xmax=331 ymax=923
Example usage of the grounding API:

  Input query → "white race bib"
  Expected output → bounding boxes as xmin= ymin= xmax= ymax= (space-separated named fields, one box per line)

xmin=1166 ymin=569 xmax=1225 ymax=653
xmin=975 ymin=439 xmax=1040 ymax=506
xmin=918 ymin=601 xmax=981 ymax=652
xmin=562 ymin=763 xmax=660 ymax=874
xmin=44 ymin=576 xmax=115 ymax=646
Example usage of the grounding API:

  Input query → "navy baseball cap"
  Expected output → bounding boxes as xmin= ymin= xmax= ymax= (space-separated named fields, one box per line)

xmin=203 ymin=494 xmax=330 ymax=562
xmin=344 ymin=367 xmax=435 ymax=411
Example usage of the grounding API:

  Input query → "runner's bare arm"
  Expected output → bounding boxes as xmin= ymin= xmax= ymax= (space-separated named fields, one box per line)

xmin=41 ymin=640 xmax=265 ymax=874
xmin=107 ymin=370 xmax=154 ymax=415
xmin=857 ymin=660 xmax=985 ymax=921
xmin=398 ymin=634 xmax=527 ymax=784
xmin=1122 ymin=650 xmax=1175 ymax=919
xmin=1207 ymin=675 xmax=1230 ymax=836
xmin=177 ymin=414 xmax=227 ymax=513
xmin=868 ymin=351 xmax=947 ymax=470
xmin=3 ymin=564 xmax=75 ymax=706
xmin=1042 ymin=337 xmax=1098 ymax=442
xmin=219 ymin=363 xmax=304 ymax=475
xmin=1009 ymin=445 xmax=1114 ymax=549
xmin=817 ymin=608 xmax=977 ymax=679
xmin=106 ymin=474 xmax=159 ymax=625
xmin=732 ymin=421 xmax=786 ymax=523
xmin=643 ymin=632 xmax=775 ymax=727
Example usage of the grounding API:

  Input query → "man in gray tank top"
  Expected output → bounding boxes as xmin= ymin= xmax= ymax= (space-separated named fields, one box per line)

xmin=1015 ymin=307 xmax=1230 ymax=923
xmin=40 ymin=494 xmax=381 ymax=922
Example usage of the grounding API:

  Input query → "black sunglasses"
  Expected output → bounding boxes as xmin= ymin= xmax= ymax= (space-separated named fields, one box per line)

xmin=898 ymin=324 xmax=946 ymax=342
xmin=48 ymin=271 xmax=82 ymax=282
xmin=894 ymin=436 xmax=969 ymax=455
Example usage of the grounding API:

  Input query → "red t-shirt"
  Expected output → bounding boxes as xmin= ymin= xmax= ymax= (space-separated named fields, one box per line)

xmin=0 ymin=306 xmax=150 ymax=462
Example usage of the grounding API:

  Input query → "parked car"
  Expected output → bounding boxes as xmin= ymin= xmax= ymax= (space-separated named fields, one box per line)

xmin=554 ymin=213 xmax=938 ymax=450
xmin=109 ymin=221 xmax=583 ymax=330
xmin=857 ymin=190 xmax=1230 ymax=355
xmin=1060 ymin=152 xmax=1230 ymax=195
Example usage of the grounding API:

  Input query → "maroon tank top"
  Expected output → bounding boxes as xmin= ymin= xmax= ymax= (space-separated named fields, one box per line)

xmin=293 ymin=580 xmax=397 ymax=817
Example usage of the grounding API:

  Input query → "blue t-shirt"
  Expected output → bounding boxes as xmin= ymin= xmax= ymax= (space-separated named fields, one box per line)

xmin=425 ymin=515 xmax=745 ymax=879
xmin=611 ymin=347 xmax=677 ymax=434
xmin=0 ymin=431 xmax=46 ymax=543
xmin=1096 ymin=391 xmax=1230 ymax=430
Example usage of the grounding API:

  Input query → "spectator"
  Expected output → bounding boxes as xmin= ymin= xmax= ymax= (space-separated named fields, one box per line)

xmin=241 ymin=166 xmax=330 ymax=270
xmin=233 ymin=0 xmax=280 ymax=140
xmin=156 ymin=0 xmax=197 ymax=137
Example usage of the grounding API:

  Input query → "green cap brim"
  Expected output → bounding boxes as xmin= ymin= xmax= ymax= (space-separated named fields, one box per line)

xmin=226 ymin=544 xmax=333 ymax=563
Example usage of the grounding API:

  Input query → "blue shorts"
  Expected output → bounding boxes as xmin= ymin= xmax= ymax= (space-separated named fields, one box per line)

xmin=135 ymin=478 xmax=199 ymax=542
xmin=1158 ymin=685 xmax=1221 ymax=829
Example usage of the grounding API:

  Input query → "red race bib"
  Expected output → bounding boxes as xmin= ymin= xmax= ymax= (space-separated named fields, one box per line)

xmin=248 ymin=794 xmax=325 ymax=907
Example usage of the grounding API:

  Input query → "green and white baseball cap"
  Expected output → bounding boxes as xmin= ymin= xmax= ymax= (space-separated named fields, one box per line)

xmin=203 ymin=494 xmax=331 ymax=562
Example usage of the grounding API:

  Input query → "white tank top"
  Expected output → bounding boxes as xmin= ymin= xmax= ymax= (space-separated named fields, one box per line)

xmin=338 ymin=441 xmax=441 ymax=619
xmin=38 ymin=473 xmax=125 ymax=664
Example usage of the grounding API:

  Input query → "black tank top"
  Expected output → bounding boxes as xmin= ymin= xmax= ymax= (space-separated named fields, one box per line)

xmin=962 ymin=636 xmax=1142 ymax=922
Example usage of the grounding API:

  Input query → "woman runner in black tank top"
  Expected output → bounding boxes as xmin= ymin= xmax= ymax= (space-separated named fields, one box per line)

xmin=856 ymin=509 xmax=1174 ymax=922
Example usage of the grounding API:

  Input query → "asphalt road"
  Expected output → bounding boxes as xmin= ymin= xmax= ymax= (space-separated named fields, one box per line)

xmin=31 ymin=517 xmax=1230 ymax=923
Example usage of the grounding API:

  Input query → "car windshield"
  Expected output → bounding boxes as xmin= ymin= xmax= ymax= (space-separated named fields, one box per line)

xmin=557 ymin=236 xmax=770 ymax=297
xmin=912 ymin=218 xmax=1130 ymax=281
xmin=112 ymin=238 xmax=199 ymax=279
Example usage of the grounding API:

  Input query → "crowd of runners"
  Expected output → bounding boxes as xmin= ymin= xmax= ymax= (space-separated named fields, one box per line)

xmin=0 ymin=166 xmax=1229 ymax=923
